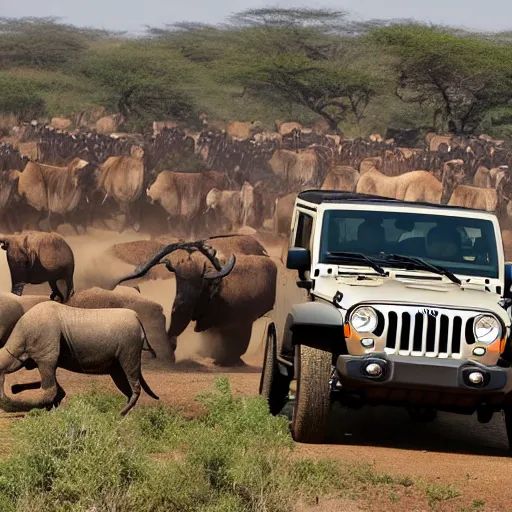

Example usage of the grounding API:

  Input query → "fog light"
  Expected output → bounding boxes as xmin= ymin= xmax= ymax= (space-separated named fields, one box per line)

xmin=361 ymin=338 xmax=374 ymax=348
xmin=365 ymin=363 xmax=382 ymax=377
xmin=473 ymin=347 xmax=486 ymax=357
xmin=468 ymin=371 xmax=484 ymax=385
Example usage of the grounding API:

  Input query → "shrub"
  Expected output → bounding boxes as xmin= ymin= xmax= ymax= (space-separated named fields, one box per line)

xmin=0 ymin=377 xmax=437 ymax=511
xmin=0 ymin=75 xmax=45 ymax=120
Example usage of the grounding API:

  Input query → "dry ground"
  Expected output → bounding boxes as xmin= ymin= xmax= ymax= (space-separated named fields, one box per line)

xmin=0 ymin=227 xmax=511 ymax=511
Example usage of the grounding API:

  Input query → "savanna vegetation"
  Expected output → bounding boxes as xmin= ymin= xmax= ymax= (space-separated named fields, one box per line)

xmin=2 ymin=10 xmax=512 ymax=137
xmin=0 ymin=377 xmax=476 ymax=512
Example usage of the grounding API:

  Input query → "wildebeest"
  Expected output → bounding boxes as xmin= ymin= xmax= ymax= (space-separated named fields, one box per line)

xmin=115 ymin=238 xmax=277 ymax=366
xmin=97 ymin=145 xmax=145 ymax=232
xmin=0 ymin=170 xmax=21 ymax=232
xmin=269 ymin=148 xmax=320 ymax=189
xmin=205 ymin=181 xmax=264 ymax=231
xmin=0 ymin=231 xmax=75 ymax=301
xmin=146 ymin=170 xmax=230 ymax=236
xmin=17 ymin=157 xmax=98 ymax=233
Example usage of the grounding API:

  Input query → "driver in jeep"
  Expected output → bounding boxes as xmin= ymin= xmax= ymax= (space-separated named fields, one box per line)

xmin=425 ymin=226 xmax=462 ymax=261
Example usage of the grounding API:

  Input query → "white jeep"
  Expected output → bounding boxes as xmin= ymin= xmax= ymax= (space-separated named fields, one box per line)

xmin=260 ymin=190 xmax=512 ymax=447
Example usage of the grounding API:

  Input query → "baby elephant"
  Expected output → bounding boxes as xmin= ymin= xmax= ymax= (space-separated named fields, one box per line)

xmin=0 ymin=301 xmax=158 ymax=416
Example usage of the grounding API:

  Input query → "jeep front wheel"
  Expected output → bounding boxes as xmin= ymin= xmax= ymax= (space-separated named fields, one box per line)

xmin=291 ymin=344 xmax=332 ymax=443
xmin=259 ymin=322 xmax=291 ymax=415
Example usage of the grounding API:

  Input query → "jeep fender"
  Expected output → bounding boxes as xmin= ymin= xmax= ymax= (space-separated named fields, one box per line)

xmin=279 ymin=301 xmax=346 ymax=362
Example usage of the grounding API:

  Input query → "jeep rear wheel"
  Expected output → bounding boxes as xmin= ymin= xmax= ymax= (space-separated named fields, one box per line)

xmin=259 ymin=322 xmax=291 ymax=415
xmin=291 ymin=344 xmax=332 ymax=443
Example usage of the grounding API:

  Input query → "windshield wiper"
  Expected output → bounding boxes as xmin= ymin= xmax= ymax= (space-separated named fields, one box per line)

xmin=384 ymin=254 xmax=461 ymax=286
xmin=325 ymin=251 xmax=388 ymax=276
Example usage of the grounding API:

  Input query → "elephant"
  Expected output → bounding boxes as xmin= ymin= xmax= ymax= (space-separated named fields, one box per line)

xmin=116 ymin=238 xmax=277 ymax=366
xmin=0 ymin=292 xmax=51 ymax=346
xmin=0 ymin=231 xmax=75 ymax=302
xmin=0 ymin=301 xmax=159 ymax=416
xmin=66 ymin=286 xmax=165 ymax=359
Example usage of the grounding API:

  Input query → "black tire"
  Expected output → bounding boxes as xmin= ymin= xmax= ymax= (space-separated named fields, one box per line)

xmin=259 ymin=322 xmax=291 ymax=415
xmin=504 ymin=406 xmax=512 ymax=455
xmin=291 ymin=344 xmax=332 ymax=443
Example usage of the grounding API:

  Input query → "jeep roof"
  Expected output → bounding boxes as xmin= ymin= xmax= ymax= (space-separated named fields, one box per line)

xmin=296 ymin=190 xmax=491 ymax=214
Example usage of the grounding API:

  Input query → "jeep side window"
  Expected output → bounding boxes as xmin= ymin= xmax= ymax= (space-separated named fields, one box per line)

xmin=295 ymin=212 xmax=313 ymax=250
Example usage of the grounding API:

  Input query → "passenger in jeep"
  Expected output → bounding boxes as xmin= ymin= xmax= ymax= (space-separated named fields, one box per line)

xmin=357 ymin=218 xmax=385 ymax=254
xmin=426 ymin=226 xmax=462 ymax=261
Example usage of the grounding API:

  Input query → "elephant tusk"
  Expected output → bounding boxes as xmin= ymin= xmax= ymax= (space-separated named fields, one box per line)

xmin=101 ymin=192 xmax=109 ymax=205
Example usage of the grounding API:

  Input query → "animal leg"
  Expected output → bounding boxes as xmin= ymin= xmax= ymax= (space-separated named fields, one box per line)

xmin=110 ymin=364 xmax=133 ymax=399
xmin=142 ymin=337 xmax=157 ymax=359
xmin=167 ymin=299 xmax=195 ymax=364
xmin=36 ymin=210 xmax=46 ymax=231
xmin=47 ymin=210 xmax=53 ymax=232
xmin=118 ymin=204 xmax=128 ymax=234
xmin=11 ymin=282 xmax=25 ymax=296
xmin=111 ymin=361 xmax=141 ymax=416
xmin=49 ymin=380 xmax=66 ymax=410
xmin=0 ymin=363 xmax=59 ymax=413
xmin=212 ymin=323 xmax=253 ymax=367
xmin=49 ymin=280 xmax=65 ymax=302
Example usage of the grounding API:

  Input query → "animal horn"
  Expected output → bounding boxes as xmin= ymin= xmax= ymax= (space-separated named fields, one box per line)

xmin=203 ymin=254 xmax=236 ymax=280
xmin=115 ymin=240 xmax=207 ymax=285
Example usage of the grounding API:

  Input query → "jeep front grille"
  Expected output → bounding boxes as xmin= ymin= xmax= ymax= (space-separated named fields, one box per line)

xmin=375 ymin=305 xmax=476 ymax=358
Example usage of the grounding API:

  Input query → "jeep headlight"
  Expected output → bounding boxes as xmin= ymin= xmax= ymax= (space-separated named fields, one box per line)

xmin=474 ymin=315 xmax=501 ymax=344
xmin=350 ymin=306 xmax=378 ymax=333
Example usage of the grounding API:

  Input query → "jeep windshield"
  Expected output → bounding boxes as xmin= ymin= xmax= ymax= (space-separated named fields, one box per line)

xmin=319 ymin=209 xmax=499 ymax=279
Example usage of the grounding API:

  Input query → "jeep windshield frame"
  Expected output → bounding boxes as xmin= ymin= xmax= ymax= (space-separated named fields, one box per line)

xmin=316 ymin=207 xmax=500 ymax=280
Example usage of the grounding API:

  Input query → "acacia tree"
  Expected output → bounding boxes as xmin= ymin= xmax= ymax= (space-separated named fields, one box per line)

xmin=0 ymin=17 xmax=113 ymax=69
xmin=220 ymin=8 xmax=378 ymax=132
xmin=372 ymin=24 xmax=512 ymax=134
xmin=226 ymin=53 xmax=375 ymax=131
xmin=78 ymin=43 xmax=196 ymax=130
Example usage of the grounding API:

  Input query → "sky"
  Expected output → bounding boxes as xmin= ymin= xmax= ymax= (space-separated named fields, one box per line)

xmin=1 ymin=0 xmax=510 ymax=34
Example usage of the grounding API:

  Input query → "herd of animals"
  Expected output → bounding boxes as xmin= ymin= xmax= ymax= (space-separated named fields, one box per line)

xmin=0 ymin=229 xmax=277 ymax=415
xmin=2 ymin=119 xmax=512 ymax=415
xmin=2 ymin=121 xmax=512 ymax=246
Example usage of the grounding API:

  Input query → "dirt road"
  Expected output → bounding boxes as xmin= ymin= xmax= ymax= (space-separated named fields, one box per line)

xmin=0 ymin=228 xmax=511 ymax=510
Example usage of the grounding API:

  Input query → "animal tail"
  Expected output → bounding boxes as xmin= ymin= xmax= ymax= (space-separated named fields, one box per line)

xmin=140 ymin=371 xmax=159 ymax=400
xmin=137 ymin=318 xmax=157 ymax=358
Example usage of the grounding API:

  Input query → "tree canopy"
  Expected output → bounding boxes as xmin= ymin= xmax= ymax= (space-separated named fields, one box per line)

xmin=372 ymin=24 xmax=512 ymax=134
xmin=2 ymin=11 xmax=512 ymax=136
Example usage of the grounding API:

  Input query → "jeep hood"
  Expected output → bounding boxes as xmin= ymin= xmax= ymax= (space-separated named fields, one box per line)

xmin=313 ymin=275 xmax=509 ymax=323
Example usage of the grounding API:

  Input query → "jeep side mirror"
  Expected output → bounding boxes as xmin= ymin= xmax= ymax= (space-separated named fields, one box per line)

xmin=287 ymin=247 xmax=312 ymax=283
xmin=505 ymin=263 xmax=512 ymax=299
xmin=286 ymin=247 xmax=311 ymax=271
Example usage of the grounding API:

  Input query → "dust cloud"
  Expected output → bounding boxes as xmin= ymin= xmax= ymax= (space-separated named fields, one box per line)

xmin=0 ymin=226 xmax=302 ymax=368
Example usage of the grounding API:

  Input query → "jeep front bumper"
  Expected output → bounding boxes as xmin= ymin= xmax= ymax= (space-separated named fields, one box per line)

xmin=336 ymin=353 xmax=512 ymax=396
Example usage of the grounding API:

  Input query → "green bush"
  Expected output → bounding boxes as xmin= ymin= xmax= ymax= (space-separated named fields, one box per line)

xmin=0 ymin=75 xmax=45 ymax=119
xmin=0 ymin=377 xmax=460 ymax=511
